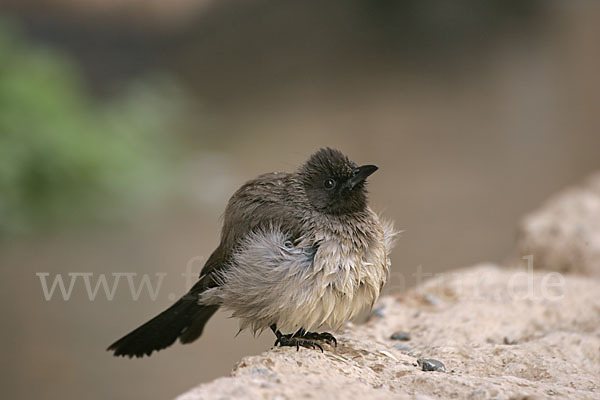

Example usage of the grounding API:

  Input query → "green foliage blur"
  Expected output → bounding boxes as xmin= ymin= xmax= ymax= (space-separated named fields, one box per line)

xmin=0 ymin=21 xmax=186 ymax=235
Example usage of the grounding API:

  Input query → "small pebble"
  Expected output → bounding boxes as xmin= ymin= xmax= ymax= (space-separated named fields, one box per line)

xmin=393 ymin=343 xmax=412 ymax=352
xmin=391 ymin=331 xmax=411 ymax=341
xmin=369 ymin=306 xmax=385 ymax=319
xmin=423 ymin=294 xmax=442 ymax=306
xmin=417 ymin=358 xmax=446 ymax=372
xmin=503 ymin=336 xmax=517 ymax=345
xmin=379 ymin=350 xmax=398 ymax=361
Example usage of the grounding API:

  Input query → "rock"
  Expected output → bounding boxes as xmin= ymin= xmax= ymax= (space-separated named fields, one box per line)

xmin=175 ymin=265 xmax=600 ymax=400
xmin=514 ymin=172 xmax=600 ymax=276
xmin=422 ymin=293 xmax=442 ymax=306
xmin=392 ymin=343 xmax=412 ymax=353
xmin=369 ymin=305 xmax=386 ymax=319
xmin=503 ymin=336 xmax=517 ymax=345
xmin=390 ymin=332 xmax=410 ymax=341
xmin=416 ymin=358 xmax=446 ymax=372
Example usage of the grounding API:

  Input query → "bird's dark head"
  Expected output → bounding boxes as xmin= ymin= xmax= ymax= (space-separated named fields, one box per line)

xmin=298 ymin=148 xmax=378 ymax=215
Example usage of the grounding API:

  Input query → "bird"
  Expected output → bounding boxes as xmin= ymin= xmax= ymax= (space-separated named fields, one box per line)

xmin=108 ymin=147 xmax=395 ymax=357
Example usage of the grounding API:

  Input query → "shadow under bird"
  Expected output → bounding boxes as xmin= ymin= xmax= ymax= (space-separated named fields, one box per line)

xmin=108 ymin=147 xmax=395 ymax=356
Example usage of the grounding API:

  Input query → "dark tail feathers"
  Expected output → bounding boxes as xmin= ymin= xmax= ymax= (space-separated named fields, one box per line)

xmin=107 ymin=296 xmax=219 ymax=358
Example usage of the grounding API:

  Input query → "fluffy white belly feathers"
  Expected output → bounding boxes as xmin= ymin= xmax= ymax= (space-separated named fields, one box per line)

xmin=201 ymin=211 xmax=396 ymax=333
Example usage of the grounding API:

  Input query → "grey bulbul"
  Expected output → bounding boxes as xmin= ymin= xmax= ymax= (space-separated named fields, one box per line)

xmin=108 ymin=147 xmax=395 ymax=356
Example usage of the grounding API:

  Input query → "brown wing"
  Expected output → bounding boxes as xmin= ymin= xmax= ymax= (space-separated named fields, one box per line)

xmin=197 ymin=172 xmax=303 ymax=288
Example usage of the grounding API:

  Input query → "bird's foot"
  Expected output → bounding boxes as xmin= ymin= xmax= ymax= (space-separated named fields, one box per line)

xmin=274 ymin=333 xmax=323 ymax=352
xmin=302 ymin=331 xmax=338 ymax=347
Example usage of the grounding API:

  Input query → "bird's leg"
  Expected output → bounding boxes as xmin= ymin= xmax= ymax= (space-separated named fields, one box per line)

xmin=300 ymin=331 xmax=338 ymax=347
xmin=270 ymin=324 xmax=323 ymax=352
xmin=270 ymin=324 xmax=291 ymax=346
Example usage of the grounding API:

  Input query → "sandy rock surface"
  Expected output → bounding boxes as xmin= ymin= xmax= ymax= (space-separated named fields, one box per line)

xmin=176 ymin=265 xmax=600 ymax=400
xmin=515 ymin=172 xmax=600 ymax=276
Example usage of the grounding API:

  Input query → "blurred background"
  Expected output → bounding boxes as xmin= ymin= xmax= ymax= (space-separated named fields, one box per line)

xmin=1 ymin=0 xmax=599 ymax=399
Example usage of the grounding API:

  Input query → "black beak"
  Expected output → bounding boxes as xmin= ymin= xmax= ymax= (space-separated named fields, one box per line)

xmin=347 ymin=164 xmax=378 ymax=189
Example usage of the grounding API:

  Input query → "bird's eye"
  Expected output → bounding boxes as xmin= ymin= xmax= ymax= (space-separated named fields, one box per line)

xmin=323 ymin=178 xmax=336 ymax=189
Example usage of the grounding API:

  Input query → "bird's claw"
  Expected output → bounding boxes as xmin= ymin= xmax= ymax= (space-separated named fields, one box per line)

xmin=271 ymin=325 xmax=335 ymax=352
xmin=275 ymin=335 xmax=323 ymax=352
xmin=302 ymin=331 xmax=338 ymax=347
